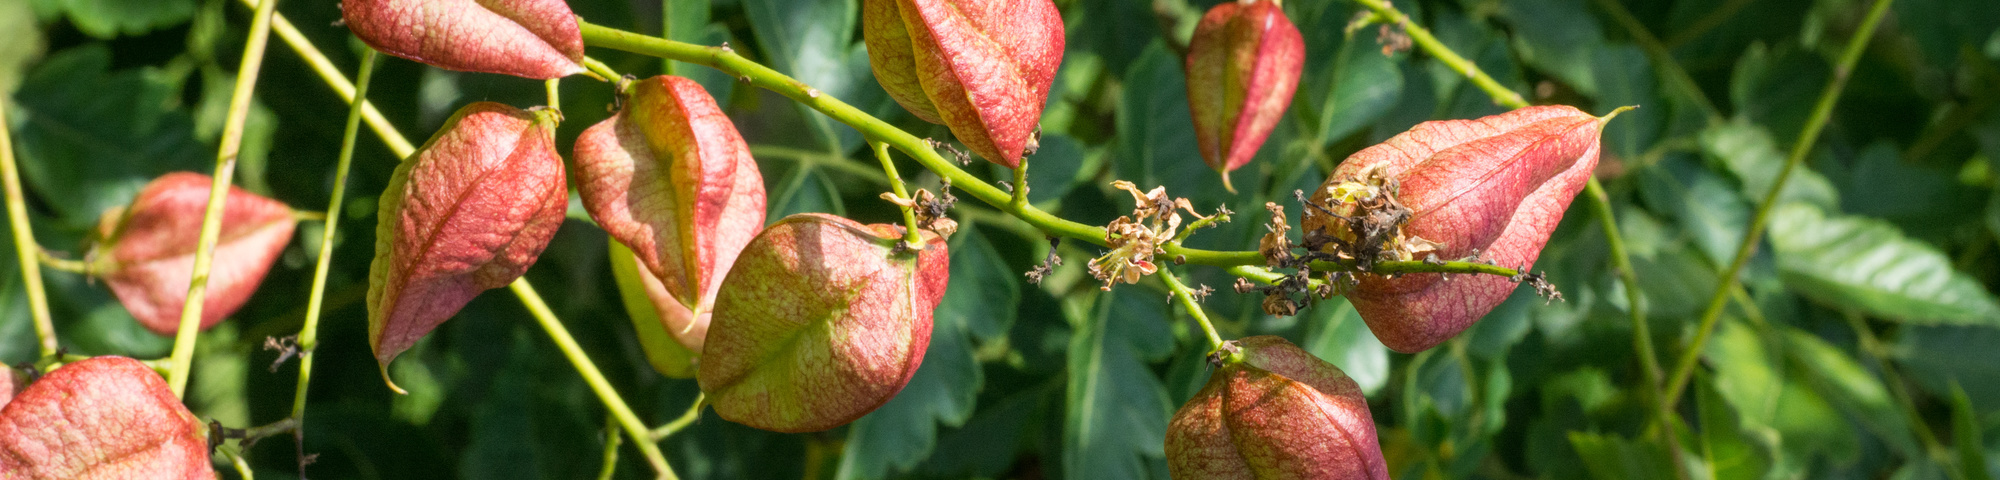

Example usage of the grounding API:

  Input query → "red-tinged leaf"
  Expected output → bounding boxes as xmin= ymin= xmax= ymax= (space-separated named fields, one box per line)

xmin=1167 ymin=336 xmax=1387 ymax=480
xmin=90 ymin=172 xmax=295 ymax=336
xmin=0 ymin=357 xmax=212 ymax=479
xmin=1186 ymin=0 xmax=1304 ymax=191
xmin=698 ymin=214 xmax=950 ymax=433
xmin=368 ymin=102 xmax=568 ymax=384
xmin=1306 ymin=105 xmax=1605 ymax=352
xmin=575 ymin=75 xmax=766 ymax=359
xmin=863 ymin=0 xmax=1064 ymax=169
xmin=341 ymin=0 xmax=585 ymax=79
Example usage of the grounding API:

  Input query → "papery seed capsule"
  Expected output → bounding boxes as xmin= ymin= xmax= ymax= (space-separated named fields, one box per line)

xmin=1304 ymin=105 xmax=1607 ymax=352
xmin=0 ymin=357 xmax=212 ymax=479
xmin=341 ymin=0 xmax=586 ymax=79
xmin=1167 ymin=336 xmax=1388 ymax=479
xmin=92 ymin=172 xmax=295 ymax=336
xmin=368 ymin=102 xmax=568 ymax=387
xmin=575 ymin=75 xmax=766 ymax=374
xmin=863 ymin=0 xmax=1064 ymax=169
xmin=1185 ymin=0 xmax=1305 ymax=192
xmin=697 ymin=214 xmax=949 ymax=432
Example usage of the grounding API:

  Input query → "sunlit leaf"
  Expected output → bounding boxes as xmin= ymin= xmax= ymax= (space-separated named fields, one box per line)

xmin=1767 ymin=203 xmax=2000 ymax=324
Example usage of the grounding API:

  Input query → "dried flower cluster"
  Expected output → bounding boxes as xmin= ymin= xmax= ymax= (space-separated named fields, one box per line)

xmin=1088 ymin=181 xmax=1207 ymax=290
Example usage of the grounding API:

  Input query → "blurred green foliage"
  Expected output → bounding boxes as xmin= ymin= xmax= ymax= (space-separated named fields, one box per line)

xmin=4 ymin=0 xmax=2000 ymax=478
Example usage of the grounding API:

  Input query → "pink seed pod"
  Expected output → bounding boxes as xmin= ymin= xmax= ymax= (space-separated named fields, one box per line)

xmin=1185 ymin=0 xmax=1305 ymax=192
xmin=0 ymin=357 xmax=213 ymax=479
xmin=341 ymin=0 xmax=586 ymax=79
xmin=368 ymin=102 xmax=568 ymax=388
xmin=575 ymin=75 xmax=767 ymax=375
xmin=863 ymin=0 xmax=1064 ymax=169
xmin=697 ymin=213 xmax=950 ymax=432
xmin=91 ymin=172 xmax=295 ymax=336
xmin=1167 ymin=336 xmax=1388 ymax=479
xmin=1305 ymin=105 xmax=1607 ymax=352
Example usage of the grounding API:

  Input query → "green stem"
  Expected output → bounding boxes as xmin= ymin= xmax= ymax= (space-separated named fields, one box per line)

xmin=237 ymin=2 xmax=416 ymax=156
xmin=0 ymin=98 xmax=57 ymax=358
xmin=290 ymin=48 xmax=376 ymax=451
xmin=598 ymin=415 xmax=624 ymax=480
xmin=546 ymin=78 xmax=563 ymax=112
xmin=748 ymin=145 xmax=893 ymax=182
xmin=34 ymin=249 xmax=90 ymax=274
xmin=583 ymin=56 xmax=622 ymax=82
xmin=650 ymin=392 xmax=706 ymax=441
xmin=1663 ymin=0 xmax=1895 ymax=406
xmin=1351 ymin=0 xmax=1528 ymax=109
xmin=1587 ymin=179 xmax=1684 ymax=478
xmin=1160 ymin=269 xmax=1225 ymax=350
xmin=167 ymin=0 xmax=280 ymax=398
xmin=871 ymin=141 xmax=923 ymax=245
xmin=510 ymin=279 xmax=677 ymax=480
xmin=1011 ymin=157 xmax=1029 ymax=207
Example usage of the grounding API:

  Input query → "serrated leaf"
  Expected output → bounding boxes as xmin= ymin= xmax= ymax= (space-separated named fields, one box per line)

xmin=835 ymin=226 xmax=1015 ymax=479
xmin=1064 ymin=286 xmax=1174 ymax=480
xmin=1698 ymin=119 xmax=1838 ymax=210
xmin=1767 ymin=203 xmax=2000 ymax=324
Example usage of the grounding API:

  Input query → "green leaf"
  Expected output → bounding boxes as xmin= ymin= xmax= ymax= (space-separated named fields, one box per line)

xmin=1697 ymin=372 xmax=1772 ymax=480
xmin=1498 ymin=0 xmax=1608 ymax=96
xmin=1705 ymin=319 xmax=1858 ymax=471
xmin=1636 ymin=157 xmax=1750 ymax=266
xmin=769 ymin=165 xmax=845 ymax=218
xmin=1116 ymin=42 xmax=1245 ymax=211
xmin=1766 ymin=203 xmax=2000 ymax=324
xmin=1782 ymin=328 xmax=1914 ymax=454
xmin=1299 ymin=297 xmax=1390 ymax=396
xmin=742 ymin=0 xmax=883 ymax=153
xmin=1297 ymin=6 xmax=1403 ymax=148
xmin=1698 ymin=118 xmax=1839 ymax=210
xmin=836 ymin=227 xmax=1017 ymax=480
xmin=11 ymin=45 xmax=208 ymax=227
xmin=1892 ymin=325 xmax=2000 ymax=412
xmin=608 ymin=239 xmax=695 ymax=378
xmin=1063 ymin=286 xmax=1174 ymax=480
xmin=1569 ymin=431 xmax=1675 ymax=480
xmin=34 ymin=0 xmax=195 ymax=39
xmin=1593 ymin=44 xmax=1662 ymax=159
xmin=0 ymin=0 xmax=43 ymax=95
xmin=1953 ymin=383 xmax=1996 ymax=480
xmin=920 ymin=385 xmax=1045 ymax=478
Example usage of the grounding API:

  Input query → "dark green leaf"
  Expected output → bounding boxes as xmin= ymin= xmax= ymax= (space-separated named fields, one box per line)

xmin=11 ymin=45 xmax=208 ymax=227
xmin=1498 ymin=0 xmax=1607 ymax=96
xmin=34 ymin=0 xmax=195 ymax=39
xmin=769 ymin=165 xmax=845 ymax=218
xmin=1767 ymin=203 xmax=2000 ymax=324
xmin=1299 ymin=297 xmax=1389 ymax=395
xmin=1697 ymin=372 xmax=1772 ymax=480
xmin=1698 ymin=118 xmax=1839 ymax=210
xmin=1569 ymin=431 xmax=1676 ymax=480
xmin=1893 ymin=325 xmax=2000 ymax=412
xmin=1063 ymin=287 xmax=1174 ymax=480
xmin=836 ymin=227 xmax=1017 ymax=479
xmin=1953 ymin=383 xmax=1995 ymax=480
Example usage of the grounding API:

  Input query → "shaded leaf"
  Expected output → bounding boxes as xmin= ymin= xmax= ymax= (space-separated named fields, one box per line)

xmin=1697 ymin=372 xmax=1771 ymax=480
xmin=1569 ymin=431 xmax=1674 ymax=480
xmin=35 ymin=0 xmax=194 ymax=39
xmin=10 ymin=45 xmax=207 ymax=227
xmin=1064 ymin=286 xmax=1174 ymax=480
xmin=1300 ymin=297 xmax=1390 ymax=396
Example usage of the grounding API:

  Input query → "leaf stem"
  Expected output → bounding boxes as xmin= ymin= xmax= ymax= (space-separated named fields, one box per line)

xmin=286 ymin=48 xmax=377 ymax=477
xmin=33 ymin=249 xmax=90 ymax=274
xmin=597 ymin=415 xmax=624 ymax=480
xmin=870 ymin=141 xmax=923 ymax=246
xmin=1011 ymin=157 xmax=1029 ymax=208
xmin=650 ymin=392 xmax=706 ymax=441
xmin=0 ymin=100 xmax=57 ymax=358
xmin=234 ymin=2 xmax=416 ymax=156
xmin=509 ymin=279 xmax=678 ymax=480
xmin=1160 ymin=269 xmax=1225 ymax=351
xmin=1350 ymin=0 xmax=1527 ymax=109
xmin=1663 ymin=0 xmax=1895 ymax=406
xmin=167 ymin=0 xmax=280 ymax=398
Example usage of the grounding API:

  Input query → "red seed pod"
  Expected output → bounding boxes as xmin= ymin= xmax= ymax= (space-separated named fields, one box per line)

xmin=1166 ymin=336 xmax=1388 ymax=479
xmin=697 ymin=214 xmax=949 ymax=432
xmin=1305 ymin=105 xmax=1606 ymax=352
xmin=862 ymin=0 xmax=1064 ymax=169
xmin=1185 ymin=0 xmax=1305 ymax=192
xmin=0 ymin=362 xmax=17 ymax=408
xmin=368 ymin=102 xmax=568 ymax=386
xmin=575 ymin=76 xmax=766 ymax=372
xmin=90 ymin=172 xmax=295 ymax=336
xmin=0 ymin=357 xmax=212 ymax=479
xmin=340 ymin=0 xmax=585 ymax=79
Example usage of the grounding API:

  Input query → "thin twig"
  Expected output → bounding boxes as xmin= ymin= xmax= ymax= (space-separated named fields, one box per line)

xmin=1664 ymin=0 xmax=1896 ymax=406
xmin=167 ymin=0 xmax=281 ymax=399
xmin=1160 ymin=269 xmax=1225 ymax=351
xmin=0 ymin=101 xmax=57 ymax=358
xmin=511 ymin=280 xmax=678 ymax=479
xmin=650 ymin=393 xmax=706 ymax=441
